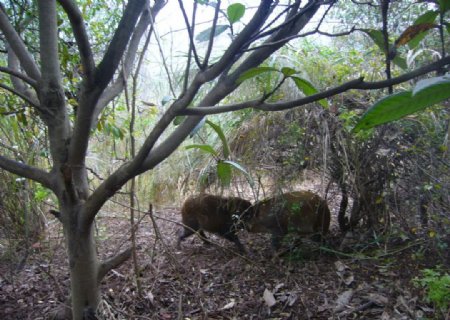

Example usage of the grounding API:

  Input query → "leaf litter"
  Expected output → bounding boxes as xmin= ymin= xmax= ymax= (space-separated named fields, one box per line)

xmin=0 ymin=206 xmax=448 ymax=319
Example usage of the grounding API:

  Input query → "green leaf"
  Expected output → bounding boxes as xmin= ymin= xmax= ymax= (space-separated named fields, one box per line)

xmin=217 ymin=161 xmax=232 ymax=186
xmin=292 ymin=76 xmax=317 ymax=95
xmin=408 ymin=31 xmax=428 ymax=50
xmin=185 ymin=144 xmax=218 ymax=157
xmin=96 ymin=120 xmax=103 ymax=131
xmin=392 ymin=56 xmax=407 ymax=70
xmin=112 ymin=126 xmax=124 ymax=139
xmin=34 ymin=185 xmax=51 ymax=202
xmin=364 ymin=29 xmax=407 ymax=69
xmin=196 ymin=25 xmax=229 ymax=42
xmin=227 ymin=3 xmax=245 ymax=24
xmin=222 ymin=160 xmax=247 ymax=174
xmin=415 ymin=10 xmax=439 ymax=25
xmin=292 ymin=76 xmax=329 ymax=108
xmin=397 ymin=23 xmax=434 ymax=49
xmin=439 ymin=0 xmax=450 ymax=12
xmin=206 ymin=120 xmax=230 ymax=158
xmin=412 ymin=75 xmax=450 ymax=104
xmin=281 ymin=67 xmax=298 ymax=77
xmin=364 ymin=29 xmax=386 ymax=52
xmin=224 ymin=160 xmax=255 ymax=188
xmin=16 ymin=112 xmax=28 ymax=126
xmin=237 ymin=66 xmax=279 ymax=84
xmin=353 ymin=92 xmax=412 ymax=132
xmin=408 ymin=11 xmax=438 ymax=49
xmin=354 ymin=76 xmax=450 ymax=132
xmin=173 ymin=116 xmax=185 ymax=126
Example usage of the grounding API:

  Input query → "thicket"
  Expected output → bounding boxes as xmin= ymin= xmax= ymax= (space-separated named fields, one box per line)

xmin=173 ymin=25 xmax=450 ymax=272
xmin=179 ymin=39 xmax=449 ymax=233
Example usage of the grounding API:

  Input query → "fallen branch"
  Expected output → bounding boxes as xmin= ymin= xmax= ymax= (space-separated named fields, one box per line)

xmin=98 ymin=247 xmax=133 ymax=282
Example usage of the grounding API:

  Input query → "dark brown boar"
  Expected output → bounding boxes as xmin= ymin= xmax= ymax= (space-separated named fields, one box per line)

xmin=247 ymin=191 xmax=331 ymax=249
xmin=177 ymin=193 xmax=253 ymax=252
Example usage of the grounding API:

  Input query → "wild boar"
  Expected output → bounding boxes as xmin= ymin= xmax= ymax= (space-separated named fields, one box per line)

xmin=247 ymin=191 xmax=331 ymax=249
xmin=177 ymin=193 xmax=253 ymax=252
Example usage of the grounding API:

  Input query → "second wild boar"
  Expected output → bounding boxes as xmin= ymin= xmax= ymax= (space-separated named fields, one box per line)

xmin=247 ymin=191 xmax=331 ymax=249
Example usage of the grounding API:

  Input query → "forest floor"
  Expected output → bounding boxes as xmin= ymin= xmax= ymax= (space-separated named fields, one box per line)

xmin=0 ymin=205 xmax=449 ymax=320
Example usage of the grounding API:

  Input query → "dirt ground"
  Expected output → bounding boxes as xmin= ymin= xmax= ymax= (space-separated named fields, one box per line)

xmin=0 ymin=205 xmax=448 ymax=319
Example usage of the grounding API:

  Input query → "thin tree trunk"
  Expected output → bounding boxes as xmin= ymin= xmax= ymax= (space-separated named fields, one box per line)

xmin=65 ymin=216 xmax=100 ymax=319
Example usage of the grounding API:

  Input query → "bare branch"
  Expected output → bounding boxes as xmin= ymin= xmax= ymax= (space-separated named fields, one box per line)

xmin=82 ymin=0 xmax=323 ymax=225
xmin=0 ymin=66 xmax=38 ymax=88
xmin=0 ymin=155 xmax=55 ymax=190
xmin=5 ymin=41 xmax=39 ymax=104
xmin=149 ymin=3 xmax=176 ymax=97
xmin=177 ymin=0 xmax=202 ymax=68
xmin=247 ymin=2 xmax=343 ymax=52
xmin=0 ymin=141 xmax=24 ymax=158
xmin=250 ymin=0 xmax=312 ymax=42
xmin=263 ymin=75 xmax=289 ymax=100
xmin=178 ymin=56 xmax=450 ymax=115
xmin=255 ymin=3 xmax=292 ymax=39
xmin=38 ymin=1 xmax=63 ymax=85
xmin=136 ymin=0 xmax=278 ymax=160
xmin=218 ymin=0 xmax=320 ymax=87
xmin=0 ymin=107 xmax=25 ymax=116
xmin=82 ymin=109 xmax=178 ymax=227
xmin=69 ymin=0 xmax=149 ymax=169
xmin=93 ymin=0 xmax=166 ymax=122
xmin=0 ymin=5 xmax=41 ymax=80
xmin=136 ymin=2 xmax=322 ymax=172
xmin=351 ymin=0 xmax=377 ymax=7
xmin=57 ymin=0 xmax=95 ymax=81
xmin=97 ymin=247 xmax=132 ymax=282
xmin=182 ymin=2 xmax=196 ymax=93
xmin=0 ymin=83 xmax=41 ymax=109
xmin=196 ymin=0 xmax=276 ymax=83
xmin=93 ymin=0 xmax=147 ymax=92
xmin=246 ymin=25 xmax=357 ymax=52
xmin=145 ymin=0 xmax=319 ymax=163
xmin=3 ymin=41 xmax=40 ymax=114
xmin=202 ymin=0 xmax=221 ymax=68
xmin=316 ymin=27 xmax=356 ymax=37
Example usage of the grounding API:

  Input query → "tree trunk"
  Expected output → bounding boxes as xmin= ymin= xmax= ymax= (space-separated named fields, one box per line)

xmin=65 ymin=215 xmax=100 ymax=319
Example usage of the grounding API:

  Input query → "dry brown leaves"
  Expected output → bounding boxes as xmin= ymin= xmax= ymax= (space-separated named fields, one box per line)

xmin=0 ymin=207 xmax=444 ymax=319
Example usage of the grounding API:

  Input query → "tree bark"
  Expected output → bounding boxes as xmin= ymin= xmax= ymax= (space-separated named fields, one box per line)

xmin=65 ymin=213 xmax=100 ymax=319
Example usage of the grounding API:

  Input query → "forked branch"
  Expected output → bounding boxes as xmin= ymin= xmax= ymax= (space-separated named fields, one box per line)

xmin=0 ymin=5 xmax=41 ymax=80
xmin=0 ymin=155 xmax=55 ymax=190
xmin=57 ymin=0 xmax=95 ymax=81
